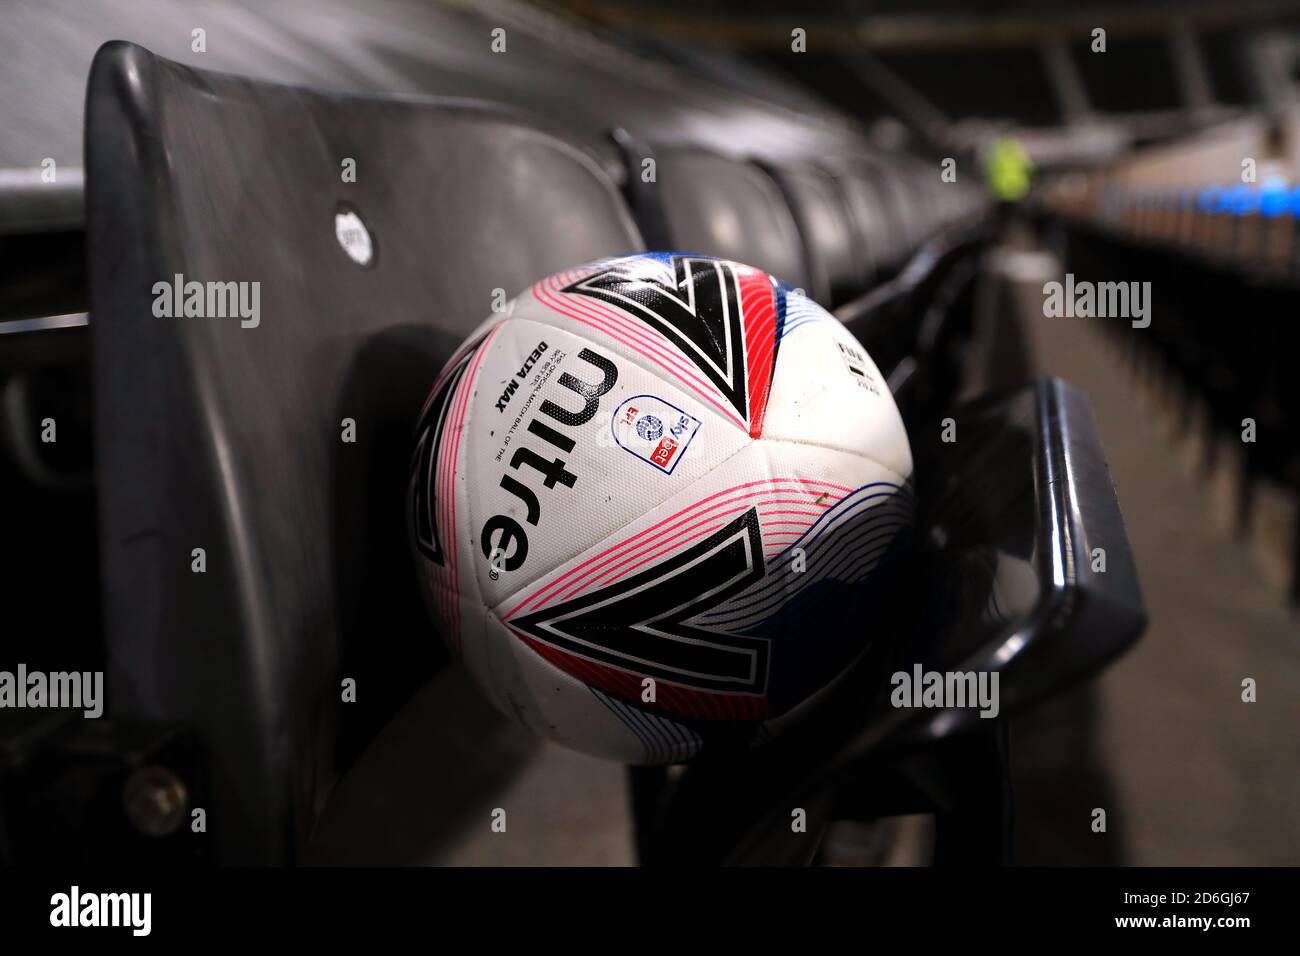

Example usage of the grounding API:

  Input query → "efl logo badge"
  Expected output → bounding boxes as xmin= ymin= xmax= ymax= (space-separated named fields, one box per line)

xmin=611 ymin=395 xmax=701 ymax=475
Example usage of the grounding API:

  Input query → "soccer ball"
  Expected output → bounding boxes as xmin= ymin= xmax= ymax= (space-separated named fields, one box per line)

xmin=408 ymin=253 xmax=913 ymax=763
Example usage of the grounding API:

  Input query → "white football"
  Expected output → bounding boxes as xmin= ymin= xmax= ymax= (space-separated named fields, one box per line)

xmin=408 ymin=253 xmax=914 ymax=763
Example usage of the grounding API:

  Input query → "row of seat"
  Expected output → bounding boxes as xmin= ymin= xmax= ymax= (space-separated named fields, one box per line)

xmin=69 ymin=41 xmax=998 ymax=864
xmin=1040 ymin=172 xmax=1300 ymax=282
xmin=1040 ymin=170 xmax=1300 ymax=604
xmin=620 ymin=142 xmax=989 ymax=311
xmin=625 ymin=145 xmax=992 ymax=439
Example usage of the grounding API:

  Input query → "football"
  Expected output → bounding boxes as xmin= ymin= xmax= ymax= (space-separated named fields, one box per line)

xmin=408 ymin=253 xmax=914 ymax=763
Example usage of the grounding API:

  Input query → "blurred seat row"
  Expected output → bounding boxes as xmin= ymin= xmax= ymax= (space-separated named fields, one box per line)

xmin=1038 ymin=160 xmax=1300 ymax=607
xmin=1040 ymin=171 xmax=1300 ymax=280
xmin=563 ymin=136 xmax=988 ymax=313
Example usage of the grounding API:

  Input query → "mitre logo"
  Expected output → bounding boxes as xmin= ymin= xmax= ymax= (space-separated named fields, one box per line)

xmin=511 ymin=507 xmax=770 ymax=693
xmin=480 ymin=347 xmax=619 ymax=575
xmin=562 ymin=256 xmax=750 ymax=419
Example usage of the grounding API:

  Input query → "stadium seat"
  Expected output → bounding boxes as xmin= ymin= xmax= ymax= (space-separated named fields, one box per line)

xmin=643 ymin=145 xmax=810 ymax=294
xmin=765 ymin=162 xmax=865 ymax=307
xmin=868 ymin=157 xmax=930 ymax=255
xmin=85 ymin=41 xmax=644 ymax=864
xmin=843 ymin=158 xmax=923 ymax=273
xmin=825 ymin=162 xmax=893 ymax=282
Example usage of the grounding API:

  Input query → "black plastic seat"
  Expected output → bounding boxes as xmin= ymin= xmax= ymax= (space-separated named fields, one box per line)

xmin=828 ymin=164 xmax=893 ymax=282
xmin=835 ymin=158 xmax=919 ymax=274
xmin=649 ymin=146 xmax=809 ymax=293
xmin=85 ymin=41 xmax=644 ymax=864
xmin=767 ymin=163 xmax=864 ymax=307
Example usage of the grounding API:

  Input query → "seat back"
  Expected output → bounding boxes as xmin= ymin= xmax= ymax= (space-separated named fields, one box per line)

xmin=650 ymin=146 xmax=809 ymax=291
xmin=859 ymin=157 xmax=925 ymax=261
xmin=85 ymin=41 xmax=643 ymax=863
xmin=767 ymin=163 xmax=863 ymax=306
xmin=828 ymin=165 xmax=893 ymax=281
